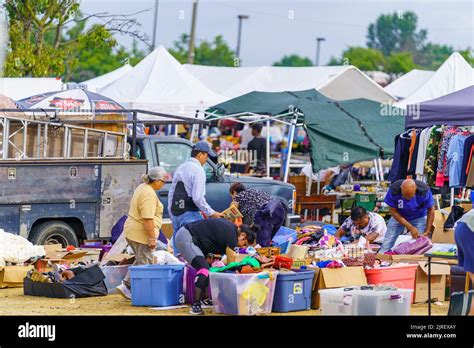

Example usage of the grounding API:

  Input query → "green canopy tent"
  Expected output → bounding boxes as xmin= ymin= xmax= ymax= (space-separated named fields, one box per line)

xmin=204 ymin=89 xmax=405 ymax=182
xmin=302 ymin=97 xmax=405 ymax=173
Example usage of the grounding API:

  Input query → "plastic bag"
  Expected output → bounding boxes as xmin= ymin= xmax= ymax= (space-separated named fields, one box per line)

xmin=152 ymin=250 xmax=184 ymax=265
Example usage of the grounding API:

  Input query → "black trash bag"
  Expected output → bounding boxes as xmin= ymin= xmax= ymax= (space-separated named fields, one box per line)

xmin=444 ymin=205 xmax=465 ymax=230
xmin=24 ymin=264 xmax=107 ymax=299
xmin=62 ymin=264 xmax=108 ymax=297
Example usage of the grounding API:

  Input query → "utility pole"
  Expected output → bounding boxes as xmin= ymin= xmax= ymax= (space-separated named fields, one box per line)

xmin=187 ymin=0 xmax=199 ymax=64
xmin=236 ymin=14 xmax=249 ymax=61
xmin=315 ymin=37 xmax=326 ymax=66
xmin=151 ymin=0 xmax=159 ymax=51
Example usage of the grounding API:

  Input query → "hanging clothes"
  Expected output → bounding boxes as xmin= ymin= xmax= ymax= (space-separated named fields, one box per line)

xmin=387 ymin=131 xmax=411 ymax=182
xmin=407 ymin=129 xmax=421 ymax=177
xmin=424 ymin=126 xmax=443 ymax=187
xmin=466 ymin=155 xmax=474 ymax=187
xmin=447 ymin=134 xmax=468 ymax=187
xmin=460 ymin=136 xmax=474 ymax=187
xmin=415 ymin=126 xmax=434 ymax=182
xmin=436 ymin=127 xmax=463 ymax=187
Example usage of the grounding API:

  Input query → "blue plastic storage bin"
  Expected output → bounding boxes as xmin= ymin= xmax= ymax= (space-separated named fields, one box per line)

xmin=272 ymin=269 xmax=315 ymax=312
xmin=130 ymin=264 xmax=184 ymax=307
xmin=272 ymin=226 xmax=297 ymax=253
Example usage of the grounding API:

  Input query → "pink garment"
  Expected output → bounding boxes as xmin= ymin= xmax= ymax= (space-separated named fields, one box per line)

xmin=295 ymin=236 xmax=311 ymax=245
xmin=392 ymin=236 xmax=432 ymax=255
xmin=326 ymin=260 xmax=343 ymax=268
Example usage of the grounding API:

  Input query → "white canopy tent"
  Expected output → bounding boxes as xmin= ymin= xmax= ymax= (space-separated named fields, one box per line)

xmin=0 ymin=77 xmax=63 ymax=100
xmin=101 ymin=46 xmax=226 ymax=121
xmin=81 ymin=64 xmax=132 ymax=93
xmin=185 ymin=64 xmax=396 ymax=103
xmin=396 ymin=52 xmax=474 ymax=108
xmin=384 ymin=69 xmax=435 ymax=99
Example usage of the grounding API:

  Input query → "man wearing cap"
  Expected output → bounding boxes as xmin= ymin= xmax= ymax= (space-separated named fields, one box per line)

xmin=168 ymin=141 xmax=223 ymax=253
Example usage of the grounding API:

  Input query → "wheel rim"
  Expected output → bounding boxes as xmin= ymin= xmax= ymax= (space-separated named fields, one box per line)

xmin=45 ymin=234 xmax=70 ymax=247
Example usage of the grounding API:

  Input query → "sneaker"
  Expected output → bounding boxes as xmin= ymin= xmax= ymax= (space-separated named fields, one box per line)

xmin=189 ymin=303 xmax=204 ymax=315
xmin=116 ymin=283 xmax=132 ymax=300
xmin=201 ymin=298 xmax=213 ymax=308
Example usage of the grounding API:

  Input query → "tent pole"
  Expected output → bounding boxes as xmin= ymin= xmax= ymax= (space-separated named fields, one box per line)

xmin=378 ymin=158 xmax=384 ymax=181
xmin=189 ymin=124 xmax=196 ymax=142
xmin=283 ymin=117 xmax=297 ymax=183
xmin=373 ymin=159 xmax=380 ymax=182
xmin=266 ymin=120 xmax=270 ymax=178
xmin=131 ymin=111 xmax=137 ymax=158
xmin=317 ymin=171 xmax=321 ymax=195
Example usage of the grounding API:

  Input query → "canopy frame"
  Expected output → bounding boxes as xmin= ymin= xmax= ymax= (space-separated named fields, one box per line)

xmin=201 ymin=108 xmax=304 ymax=181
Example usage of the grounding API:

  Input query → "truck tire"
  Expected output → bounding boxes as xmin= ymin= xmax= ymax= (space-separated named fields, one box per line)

xmin=29 ymin=221 xmax=79 ymax=247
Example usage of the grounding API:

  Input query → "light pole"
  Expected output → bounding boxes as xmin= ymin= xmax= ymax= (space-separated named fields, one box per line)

xmin=236 ymin=14 xmax=249 ymax=62
xmin=187 ymin=0 xmax=199 ymax=64
xmin=151 ymin=0 xmax=159 ymax=51
xmin=315 ymin=37 xmax=325 ymax=66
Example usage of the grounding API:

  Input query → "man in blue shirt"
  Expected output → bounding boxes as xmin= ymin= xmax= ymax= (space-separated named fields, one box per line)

xmin=168 ymin=141 xmax=223 ymax=253
xmin=380 ymin=179 xmax=435 ymax=253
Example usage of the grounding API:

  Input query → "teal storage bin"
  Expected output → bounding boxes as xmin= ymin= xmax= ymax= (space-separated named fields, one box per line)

xmin=272 ymin=269 xmax=315 ymax=312
xmin=130 ymin=264 xmax=184 ymax=307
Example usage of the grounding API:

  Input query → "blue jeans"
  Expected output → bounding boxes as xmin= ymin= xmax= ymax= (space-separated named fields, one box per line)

xmin=171 ymin=211 xmax=203 ymax=255
xmin=379 ymin=216 xmax=427 ymax=253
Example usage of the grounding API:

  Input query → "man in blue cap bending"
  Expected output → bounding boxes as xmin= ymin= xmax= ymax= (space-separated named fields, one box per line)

xmin=168 ymin=141 xmax=223 ymax=254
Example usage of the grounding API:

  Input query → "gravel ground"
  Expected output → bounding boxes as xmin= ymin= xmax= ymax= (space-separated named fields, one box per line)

xmin=0 ymin=288 xmax=449 ymax=316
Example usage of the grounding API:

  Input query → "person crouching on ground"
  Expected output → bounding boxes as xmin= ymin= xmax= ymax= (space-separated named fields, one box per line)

xmin=335 ymin=206 xmax=387 ymax=246
xmin=175 ymin=218 xmax=256 ymax=315
xmin=379 ymin=179 xmax=435 ymax=253
xmin=117 ymin=166 xmax=167 ymax=300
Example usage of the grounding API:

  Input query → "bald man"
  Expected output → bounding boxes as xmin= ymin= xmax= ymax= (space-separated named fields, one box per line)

xmin=380 ymin=179 xmax=435 ymax=253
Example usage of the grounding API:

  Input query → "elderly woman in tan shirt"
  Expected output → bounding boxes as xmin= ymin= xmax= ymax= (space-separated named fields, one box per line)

xmin=117 ymin=166 xmax=167 ymax=300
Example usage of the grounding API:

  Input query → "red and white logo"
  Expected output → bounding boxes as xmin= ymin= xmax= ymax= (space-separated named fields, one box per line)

xmin=93 ymin=100 xmax=122 ymax=110
xmin=49 ymin=97 xmax=84 ymax=110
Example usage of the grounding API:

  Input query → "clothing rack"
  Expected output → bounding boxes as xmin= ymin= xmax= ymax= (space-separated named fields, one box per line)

xmin=389 ymin=125 xmax=474 ymax=207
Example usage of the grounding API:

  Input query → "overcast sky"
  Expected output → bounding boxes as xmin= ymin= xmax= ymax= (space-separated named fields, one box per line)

xmin=81 ymin=0 xmax=474 ymax=66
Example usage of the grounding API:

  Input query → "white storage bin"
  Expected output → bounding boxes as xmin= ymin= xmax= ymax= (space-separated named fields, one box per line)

xmin=209 ymin=271 xmax=278 ymax=316
xmin=320 ymin=286 xmax=413 ymax=316
xmin=319 ymin=287 xmax=359 ymax=315
xmin=354 ymin=288 xmax=413 ymax=315
xmin=101 ymin=265 xmax=129 ymax=294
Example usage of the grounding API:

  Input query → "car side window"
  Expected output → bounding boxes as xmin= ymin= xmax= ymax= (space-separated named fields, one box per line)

xmin=204 ymin=162 xmax=214 ymax=182
xmin=155 ymin=143 xmax=191 ymax=180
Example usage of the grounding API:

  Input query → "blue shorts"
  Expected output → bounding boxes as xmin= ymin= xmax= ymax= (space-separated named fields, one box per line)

xmin=455 ymin=222 xmax=474 ymax=273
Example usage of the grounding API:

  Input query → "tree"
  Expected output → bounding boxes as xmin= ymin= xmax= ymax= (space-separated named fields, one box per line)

xmin=386 ymin=52 xmax=417 ymax=74
xmin=169 ymin=34 xmax=235 ymax=66
xmin=367 ymin=11 xmax=427 ymax=56
xmin=273 ymin=54 xmax=313 ymax=67
xmin=328 ymin=47 xmax=386 ymax=71
xmin=4 ymin=1 xmax=149 ymax=78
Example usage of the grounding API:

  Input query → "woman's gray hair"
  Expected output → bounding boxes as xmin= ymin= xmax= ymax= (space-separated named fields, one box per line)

xmin=143 ymin=166 xmax=167 ymax=183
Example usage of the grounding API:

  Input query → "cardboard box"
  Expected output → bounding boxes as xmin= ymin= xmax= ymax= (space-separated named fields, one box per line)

xmin=432 ymin=209 xmax=455 ymax=244
xmin=310 ymin=266 xmax=368 ymax=309
xmin=414 ymin=260 xmax=450 ymax=303
xmin=0 ymin=265 xmax=35 ymax=288
xmin=287 ymin=244 xmax=308 ymax=259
